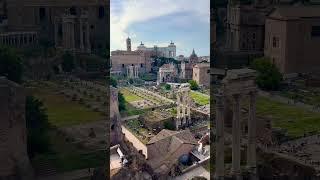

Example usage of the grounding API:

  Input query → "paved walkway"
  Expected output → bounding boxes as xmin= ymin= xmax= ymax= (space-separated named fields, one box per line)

xmin=173 ymin=166 xmax=210 ymax=180
xmin=37 ymin=168 xmax=93 ymax=180
xmin=121 ymin=115 xmax=140 ymax=121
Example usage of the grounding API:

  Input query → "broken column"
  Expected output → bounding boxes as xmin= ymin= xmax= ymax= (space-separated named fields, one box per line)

xmin=247 ymin=91 xmax=257 ymax=178
xmin=231 ymin=94 xmax=241 ymax=178
xmin=215 ymin=93 xmax=225 ymax=180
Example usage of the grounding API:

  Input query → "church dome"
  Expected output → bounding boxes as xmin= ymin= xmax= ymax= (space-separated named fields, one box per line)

xmin=137 ymin=41 xmax=146 ymax=50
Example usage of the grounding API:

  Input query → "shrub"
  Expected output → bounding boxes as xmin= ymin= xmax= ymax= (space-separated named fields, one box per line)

xmin=250 ymin=57 xmax=283 ymax=90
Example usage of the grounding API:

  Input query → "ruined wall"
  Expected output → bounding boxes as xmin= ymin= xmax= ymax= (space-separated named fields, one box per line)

xmin=0 ymin=77 xmax=34 ymax=179
xmin=258 ymin=150 xmax=318 ymax=179
xmin=110 ymin=86 xmax=123 ymax=147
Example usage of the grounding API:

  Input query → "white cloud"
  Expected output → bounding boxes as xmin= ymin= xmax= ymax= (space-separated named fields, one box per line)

xmin=110 ymin=0 xmax=209 ymax=51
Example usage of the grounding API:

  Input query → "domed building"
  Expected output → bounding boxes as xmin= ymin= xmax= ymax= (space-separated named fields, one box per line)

xmin=180 ymin=49 xmax=199 ymax=80
xmin=137 ymin=41 xmax=146 ymax=51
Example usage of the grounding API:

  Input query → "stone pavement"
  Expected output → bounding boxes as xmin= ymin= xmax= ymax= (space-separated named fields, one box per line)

xmin=37 ymin=168 xmax=93 ymax=180
xmin=173 ymin=166 xmax=210 ymax=180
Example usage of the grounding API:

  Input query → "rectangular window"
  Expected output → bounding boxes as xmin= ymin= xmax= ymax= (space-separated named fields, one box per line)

xmin=311 ymin=26 xmax=320 ymax=37
xmin=272 ymin=37 xmax=279 ymax=48
xmin=39 ymin=7 xmax=46 ymax=21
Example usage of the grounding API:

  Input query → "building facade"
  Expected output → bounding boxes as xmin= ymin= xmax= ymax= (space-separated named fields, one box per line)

xmin=264 ymin=6 xmax=320 ymax=74
xmin=157 ymin=63 xmax=178 ymax=84
xmin=180 ymin=49 xmax=199 ymax=80
xmin=193 ymin=63 xmax=210 ymax=87
xmin=111 ymin=37 xmax=152 ymax=75
xmin=137 ymin=41 xmax=176 ymax=58
xmin=226 ymin=1 xmax=271 ymax=52
xmin=0 ymin=0 xmax=108 ymax=53
xmin=111 ymin=50 xmax=152 ymax=75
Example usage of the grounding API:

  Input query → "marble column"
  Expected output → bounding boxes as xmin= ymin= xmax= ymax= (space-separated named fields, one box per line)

xmin=182 ymin=104 xmax=186 ymax=126
xmin=215 ymin=94 xmax=224 ymax=180
xmin=54 ymin=21 xmax=58 ymax=48
xmin=86 ymin=22 xmax=91 ymax=53
xmin=232 ymin=94 xmax=241 ymax=178
xmin=62 ymin=21 xmax=68 ymax=48
xmin=247 ymin=91 xmax=257 ymax=178
xmin=187 ymin=105 xmax=191 ymax=125
xmin=79 ymin=19 xmax=84 ymax=50
xmin=70 ymin=22 xmax=75 ymax=50
xmin=17 ymin=34 xmax=21 ymax=47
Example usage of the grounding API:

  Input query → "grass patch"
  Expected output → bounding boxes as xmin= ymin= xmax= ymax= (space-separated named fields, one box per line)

xmin=257 ymin=97 xmax=320 ymax=138
xmin=31 ymin=86 xmax=104 ymax=127
xmin=32 ymin=130 xmax=105 ymax=173
xmin=120 ymin=89 xmax=143 ymax=102
xmin=204 ymin=161 xmax=213 ymax=172
xmin=190 ymin=91 xmax=210 ymax=106
xmin=120 ymin=102 xmax=145 ymax=117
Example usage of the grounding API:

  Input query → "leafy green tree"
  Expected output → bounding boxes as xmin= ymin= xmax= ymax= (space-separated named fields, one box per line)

xmin=61 ymin=52 xmax=75 ymax=72
xmin=250 ymin=57 xmax=283 ymax=90
xmin=163 ymin=120 xmax=175 ymax=130
xmin=164 ymin=84 xmax=171 ymax=90
xmin=118 ymin=92 xmax=126 ymax=111
xmin=189 ymin=80 xmax=199 ymax=90
xmin=128 ymin=78 xmax=134 ymax=84
xmin=26 ymin=96 xmax=50 ymax=157
xmin=110 ymin=76 xmax=117 ymax=87
xmin=0 ymin=46 xmax=23 ymax=83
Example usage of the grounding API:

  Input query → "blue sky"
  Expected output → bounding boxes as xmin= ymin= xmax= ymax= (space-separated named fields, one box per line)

xmin=110 ymin=0 xmax=210 ymax=56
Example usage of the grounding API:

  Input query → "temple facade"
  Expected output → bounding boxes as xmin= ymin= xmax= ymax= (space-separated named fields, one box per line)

xmin=0 ymin=0 xmax=108 ymax=53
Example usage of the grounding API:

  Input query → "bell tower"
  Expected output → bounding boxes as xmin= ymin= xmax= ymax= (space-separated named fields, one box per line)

xmin=126 ymin=37 xmax=131 ymax=51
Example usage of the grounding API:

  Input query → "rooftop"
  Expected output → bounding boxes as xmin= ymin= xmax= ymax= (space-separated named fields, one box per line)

xmin=269 ymin=6 xmax=320 ymax=20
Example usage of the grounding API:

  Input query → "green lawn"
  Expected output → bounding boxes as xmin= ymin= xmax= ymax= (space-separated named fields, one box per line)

xmin=120 ymin=89 xmax=143 ymax=102
xmin=32 ymin=130 xmax=105 ymax=173
xmin=31 ymin=86 xmax=104 ymax=127
xmin=190 ymin=91 xmax=210 ymax=106
xmin=120 ymin=102 xmax=145 ymax=117
xmin=257 ymin=97 xmax=320 ymax=138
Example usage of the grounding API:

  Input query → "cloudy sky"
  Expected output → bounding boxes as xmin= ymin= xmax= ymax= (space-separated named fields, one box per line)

xmin=111 ymin=0 xmax=210 ymax=56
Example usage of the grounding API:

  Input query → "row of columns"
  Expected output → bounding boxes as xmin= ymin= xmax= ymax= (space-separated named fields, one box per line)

xmin=55 ymin=16 xmax=90 ymax=52
xmin=126 ymin=65 xmax=139 ymax=79
xmin=176 ymin=89 xmax=191 ymax=129
xmin=215 ymin=91 xmax=257 ymax=179
xmin=0 ymin=32 xmax=38 ymax=47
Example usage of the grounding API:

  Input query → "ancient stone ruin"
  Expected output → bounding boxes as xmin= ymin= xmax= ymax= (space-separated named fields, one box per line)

xmin=110 ymin=86 xmax=123 ymax=147
xmin=214 ymin=69 xmax=258 ymax=180
xmin=176 ymin=83 xmax=191 ymax=129
xmin=0 ymin=77 xmax=34 ymax=180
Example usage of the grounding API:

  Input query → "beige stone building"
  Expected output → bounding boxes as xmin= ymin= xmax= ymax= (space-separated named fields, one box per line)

xmin=137 ymin=41 xmax=177 ymax=58
xmin=264 ymin=6 xmax=320 ymax=74
xmin=193 ymin=63 xmax=210 ymax=87
xmin=180 ymin=49 xmax=199 ymax=80
xmin=226 ymin=2 xmax=271 ymax=52
xmin=157 ymin=63 xmax=178 ymax=84
xmin=111 ymin=37 xmax=152 ymax=76
xmin=0 ymin=0 xmax=108 ymax=53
